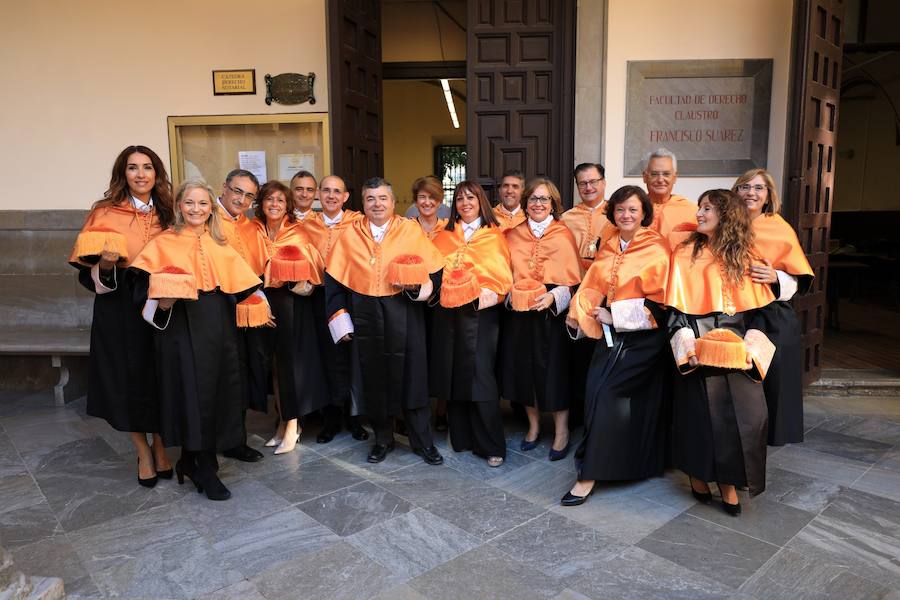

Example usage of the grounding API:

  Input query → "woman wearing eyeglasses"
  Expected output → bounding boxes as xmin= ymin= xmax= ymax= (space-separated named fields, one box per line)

xmin=733 ymin=169 xmax=814 ymax=446
xmin=501 ymin=178 xmax=582 ymax=460
xmin=431 ymin=181 xmax=513 ymax=467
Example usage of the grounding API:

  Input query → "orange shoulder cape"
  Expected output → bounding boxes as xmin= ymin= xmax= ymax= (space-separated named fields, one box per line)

xmin=580 ymin=227 xmax=669 ymax=304
xmin=259 ymin=219 xmax=325 ymax=286
xmin=433 ymin=223 xmax=513 ymax=295
xmin=652 ymin=194 xmax=697 ymax=250
xmin=326 ymin=216 xmax=444 ymax=297
xmin=416 ymin=216 xmax=449 ymax=241
xmin=220 ymin=213 xmax=271 ymax=276
xmin=560 ymin=202 xmax=615 ymax=267
xmin=300 ymin=210 xmax=361 ymax=261
xmin=69 ymin=204 xmax=162 ymax=267
xmin=666 ymin=242 xmax=775 ymax=315
xmin=492 ymin=205 xmax=526 ymax=231
xmin=505 ymin=220 xmax=583 ymax=286
xmin=130 ymin=229 xmax=262 ymax=295
xmin=752 ymin=214 xmax=814 ymax=278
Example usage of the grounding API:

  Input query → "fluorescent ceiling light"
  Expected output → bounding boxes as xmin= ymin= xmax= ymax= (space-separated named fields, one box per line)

xmin=440 ymin=78 xmax=460 ymax=129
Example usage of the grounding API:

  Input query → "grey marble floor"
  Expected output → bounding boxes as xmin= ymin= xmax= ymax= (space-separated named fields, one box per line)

xmin=2 ymin=389 xmax=899 ymax=600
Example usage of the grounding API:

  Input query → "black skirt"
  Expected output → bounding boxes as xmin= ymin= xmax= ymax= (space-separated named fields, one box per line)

xmin=311 ymin=286 xmax=355 ymax=412
xmin=575 ymin=317 xmax=668 ymax=481
xmin=757 ymin=301 xmax=804 ymax=445
xmin=266 ymin=286 xmax=329 ymax=420
xmin=79 ymin=266 xmax=159 ymax=433
xmin=236 ymin=326 xmax=274 ymax=413
xmin=500 ymin=307 xmax=571 ymax=412
xmin=430 ymin=303 xmax=501 ymax=405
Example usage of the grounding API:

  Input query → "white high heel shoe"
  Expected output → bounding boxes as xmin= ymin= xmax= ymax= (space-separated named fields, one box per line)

xmin=274 ymin=433 xmax=300 ymax=455
xmin=265 ymin=435 xmax=283 ymax=447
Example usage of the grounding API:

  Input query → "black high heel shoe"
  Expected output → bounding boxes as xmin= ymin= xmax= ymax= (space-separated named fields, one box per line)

xmin=722 ymin=499 xmax=742 ymax=516
xmin=177 ymin=453 xmax=231 ymax=501
xmin=137 ymin=458 xmax=158 ymax=488
xmin=156 ymin=468 xmax=174 ymax=480
xmin=689 ymin=478 xmax=712 ymax=504
xmin=560 ymin=483 xmax=595 ymax=507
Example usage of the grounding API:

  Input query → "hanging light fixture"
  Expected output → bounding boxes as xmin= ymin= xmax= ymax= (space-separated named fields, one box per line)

xmin=440 ymin=78 xmax=460 ymax=129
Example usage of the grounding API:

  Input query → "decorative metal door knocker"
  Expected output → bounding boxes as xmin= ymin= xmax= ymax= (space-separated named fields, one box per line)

xmin=265 ymin=72 xmax=316 ymax=105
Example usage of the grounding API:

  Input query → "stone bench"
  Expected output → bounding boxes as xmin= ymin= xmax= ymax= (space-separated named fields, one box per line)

xmin=0 ymin=210 xmax=92 ymax=406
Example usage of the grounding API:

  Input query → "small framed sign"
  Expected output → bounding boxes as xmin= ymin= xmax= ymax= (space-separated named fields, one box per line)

xmin=212 ymin=69 xmax=256 ymax=96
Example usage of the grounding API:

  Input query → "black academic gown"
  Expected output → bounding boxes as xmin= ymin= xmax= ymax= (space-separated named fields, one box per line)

xmin=575 ymin=300 xmax=668 ymax=481
xmin=77 ymin=266 xmax=158 ymax=433
xmin=236 ymin=277 xmax=275 ymax=414
xmin=311 ymin=286 xmax=358 ymax=416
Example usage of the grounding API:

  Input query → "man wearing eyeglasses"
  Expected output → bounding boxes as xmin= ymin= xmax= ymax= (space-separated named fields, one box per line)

xmin=492 ymin=170 xmax=527 ymax=230
xmin=218 ymin=169 xmax=259 ymax=221
xmin=561 ymin=162 xmax=612 ymax=269
xmin=640 ymin=147 xmax=697 ymax=249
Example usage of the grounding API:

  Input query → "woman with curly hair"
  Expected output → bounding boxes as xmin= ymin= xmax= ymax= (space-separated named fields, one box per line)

xmin=667 ymin=189 xmax=777 ymax=516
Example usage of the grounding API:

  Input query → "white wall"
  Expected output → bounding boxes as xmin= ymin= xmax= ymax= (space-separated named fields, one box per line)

xmin=599 ymin=0 xmax=793 ymax=203
xmin=0 ymin=0 xmax=327 ymax=210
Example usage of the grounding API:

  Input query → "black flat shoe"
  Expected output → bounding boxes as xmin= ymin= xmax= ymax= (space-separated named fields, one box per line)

xmin=560 ymin=485 xmax=595 ymax=507
xmin=351 ymin=421 xmax=370 ymax=441
xmin=367 ymin=442 xmax=395 ymax=463
xmin=222 ymin=444 xmax=264 ymax=463
xmin=414 ymin=445 xmax=444 ymax=466
xmin=722 ymin=499 xmax=742 ymax=516
xmin=549 ymin=442 xmax=571 ymax=462
xmin=691 ymin=488 xmax=712 ymax=504
xmin=317 ymin=423 xmax=341 ymax=444
xmin=520 ymin=436 xmax=540 ymax=452
xmin=435 ymin=415 xmax=448 ymax=433
xmin=137 ymin=458 xmax=157 ymax=488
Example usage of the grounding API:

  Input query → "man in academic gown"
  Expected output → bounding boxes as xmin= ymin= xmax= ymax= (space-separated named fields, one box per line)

xmin=492 ymin=170 xmax=527 ymax=230
xmin=299 ymin=175 xmax=369 ymax=443
xmin=641 ymin=148 xmax=698 ymax=249
xmin=561 ymin=162 xmax=612 ymax=270
xmin=325 ymin=177 xmax=445 ymax=465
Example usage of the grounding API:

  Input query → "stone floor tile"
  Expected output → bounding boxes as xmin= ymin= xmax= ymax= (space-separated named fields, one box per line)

xmin=28 ymin=436 xmax=119 ymax=474
xmin=231 ymin=439 xmax=321 ymax=477
xmin=347 ymin=508 xmax=479 ymax=578
xmin=685 ymin=495 xmax=815 ymax=546
xmin=568 ymin=546 xmax=752 ymax=600
xmin=0 ymin=430 xmax=26 ymax=477
xmin=801 ymin=428 xmax=892 ymax=464
xmin=740 ymin=548 xmax=892 ymax=600
xmin=816 ymin=414 xmax=900 ymax=446
xmin=327 ymin=442 xmax=423 ymax=477
xmin=10 ymin=535 xmax=100 ymax=598
xmin=0 ymin=472 xmax=44 ymax=515
xmin=488 ymin=459 xmax=580 ymax=508
xmin=549 ymin=493 xmax=683 ymax=544
xmin=197 ymin=579 xmax=268 ymax=600
xmin=763 ymin=466 xmax=844 ymax=514
xmin=374 ymin=461 xmax=490 ymax=507
xmin=0 ymin=500 xmax=63 ymax=548
xmin=423 ymin=486 xmax=546 ymax=542
xmin=407 ymin=544 xmax=566 ymax=600
xmin=490 ymin=511 xmax=627 ymax=578
xmin=370 ymin=583 xmax=430 ymax=600
xmin=807 ymin=395 xmax=900 ymax=421
xmin=298 ymin=480 xmax=413 ymax=537
xmin=851 ymin=466 xmax=900 ymax=503
xmin=767 ymin=444 xmax=870 ymax=485
xmin=637 ymin=513 xmax=780 ymax=589
xmin=252 ymin=540 xmax=400 ymax=600
xmin=258 ymin=455 xmax=365 ymax=504
xmin=875 ymin=448 xmax=900 ymax=473
xmin=303 ymin=429 xmax=372 ymax=457
xmin=211 ymin=507 xmax=339 ymax=578
xmin=552 ymin=590 xmax=593 ymax=600
xmin=440 ymin=445 xmax=535 ymax=481
xmin=6 ymin=417 xmax=98 ymax=469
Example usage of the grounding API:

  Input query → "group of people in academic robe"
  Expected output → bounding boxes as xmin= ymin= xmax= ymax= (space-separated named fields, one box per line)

xmin=72 ymin=145 xmax=813 ymax=513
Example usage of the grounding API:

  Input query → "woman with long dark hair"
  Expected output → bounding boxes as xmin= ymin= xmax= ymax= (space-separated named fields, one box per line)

xmin=68 ymin=145 xmax=174 ymax=487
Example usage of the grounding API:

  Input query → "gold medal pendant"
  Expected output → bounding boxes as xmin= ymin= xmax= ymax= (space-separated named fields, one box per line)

xmin=588 ymin=241 xmax=597 ymax=254
xmin=369 ymin=256 xmax=376 ymax=266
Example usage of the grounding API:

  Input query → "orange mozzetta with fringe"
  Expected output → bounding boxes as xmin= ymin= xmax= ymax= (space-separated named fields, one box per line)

xmin=236 ymin=294 xmax=270 ymax=328
xmin=72 ymin=227 xmax=130 ymax=264
xmin=255 ymin=219 xmax=324 ymax=286
xmin=269 ymin=245 xmax=312 ymax=283
xmin=148 ymin=266 xmax=198 ymax=300
xmin=440 ymin=269 xmax=482 ymax=308
xmin=432 ymin=223 xmax=513 ymax=296
xmin=505 ymin=220 xmax=583 ymax=287
xmin=666 ymin=242 xmax=775 ymax=316
xmin=751 ymin=213 xmax=814 ymax=278
xmin=326 ymin=216 xmax=445 ymax=297
xmin=509 ymin=278 xmax=547 ymax=311
xmin=388 ymin=254 xmax=429 ymax=286
xmin=69 ymin=204 xmax=162 ymax=267
xmin=130 ymin=229 xmax=262 ymax=295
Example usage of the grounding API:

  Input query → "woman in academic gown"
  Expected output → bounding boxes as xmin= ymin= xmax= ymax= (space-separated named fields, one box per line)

xmin=501 ymin=178 xmax=583 ymax=460
xmin=560 ymin=186 xmax=671 ymax=506
xmin=733 ymin=169 xmax=814 ymax=445
xmin=130 ymin=180 xmax=265 ymax=501
xmin=667 ymin=189 xmax=776 ymax=516
xmin=431 ymin=181 xmax=513 ymax=467
xmin=68 ymin=145 xmax=175 ymax=487
xmin=254 ymin=181 xmax=328 ymax=455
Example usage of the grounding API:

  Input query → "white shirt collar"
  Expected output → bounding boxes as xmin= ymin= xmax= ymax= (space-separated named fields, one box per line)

xmin=462 ymin=217 xmax=482 ymax=241
xmin=369 ymin=218 xmax=390 ymax=243
xmin=619 ymin=237 xmax=631 ymax=252
xmin=499 ymin=204 xmax=520 ymax=216
xmin=131 ymin=195 xmax=153 ymax=213
xmin=294 ymin=208 xmax=312 ymax=221
xmin=528 ymin=215 xmax=553 ymax=238
xmin=323 ymin=211 xmax=343 ymax=227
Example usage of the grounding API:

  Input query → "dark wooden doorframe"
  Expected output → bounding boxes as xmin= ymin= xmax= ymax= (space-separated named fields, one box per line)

xmin=784 ymin=0 xmax=845 ymax=385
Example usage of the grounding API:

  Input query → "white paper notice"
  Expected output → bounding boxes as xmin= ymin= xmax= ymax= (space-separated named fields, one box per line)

xmin=278 ymin=153 xmax=316 ymax=181
xmin=238 ymin=151 xmax=267 ymax=184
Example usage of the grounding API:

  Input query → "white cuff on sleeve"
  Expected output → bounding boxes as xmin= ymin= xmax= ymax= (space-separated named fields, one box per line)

xmin=328 ymin=311 xmax=354 ymax=343
xmin=141 ymin=299 xmax=172 ymax=330
xmin=610 ymin=298 xmax=655 ymax=331
xmin=775 ymin=270 xmax=799 ymax=301
xmin=91 ymin=263 xmax=117 ymax=294
xmin=412 ymin=279 xmax=434 ymax=302
xmin=549 ymin=286 xmax=571 ymax=315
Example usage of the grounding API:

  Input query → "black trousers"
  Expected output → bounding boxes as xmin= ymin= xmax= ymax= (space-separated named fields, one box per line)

xmin=448 ymin=400 xmax=506 ymax=458
xmin=371 ymin=405 xmax=434 ymax=450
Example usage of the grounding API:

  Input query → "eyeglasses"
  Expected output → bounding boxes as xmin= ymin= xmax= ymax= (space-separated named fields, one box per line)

xmin=737 ymin=184 xmax=767 ymax=193
xmin=576 ymin=178 xmax=603 ymax=189
xmin=646 ymin=171 xmax=673 ymax=179
xmin=226 ymin=184 xmax=257 ymax=202
xmin=527 ymin=196 xmax=552 ymax=205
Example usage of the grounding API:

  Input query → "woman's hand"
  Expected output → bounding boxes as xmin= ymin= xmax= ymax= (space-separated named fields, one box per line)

xmin=749 ymin=258 xmax=777 ymax=284
xmin=290 ymin=281 xmax=314 ymax=296
xmin=338 ymin=333 xmax=352 ymax=343
xmin=98 ymin=250 xmax=119 ymax=271
xmin=688 ymin=356 xmax=699 ymax=368
xmin=592 ymin=306 xmax=613 ymax=325
xmin=530 ymin=292 xmax=554 ymax=311
xmin=158 ymin=298 xmax=176 ymax=311
xmin=477 ymin=288 xmax=499 ymax=310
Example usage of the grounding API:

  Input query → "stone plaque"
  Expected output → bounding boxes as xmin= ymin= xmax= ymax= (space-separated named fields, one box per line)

xmin=624 ymin=59 xmax=773 ymax=176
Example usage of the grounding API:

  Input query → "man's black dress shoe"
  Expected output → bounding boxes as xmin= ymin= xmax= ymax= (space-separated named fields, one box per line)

xmin=367 ymin=442 xmax=395 ymax=463
xmin=222 ymin=444 xmax=264 ymax=463
xmin=414 ymin=446 xmax=444 ymax=465
xmin=351 ymin=420 xmax=370 ymax=441
xmin=317 ymin=423 xmax=341 ymax=444
xmin=560 ymin=485 xmax=594 ymax=507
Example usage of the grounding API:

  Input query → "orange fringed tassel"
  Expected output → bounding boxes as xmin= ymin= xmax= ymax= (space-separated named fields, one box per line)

xmin=270 ymin=245 xmax=311 ymax=282
xmin=573 ymin=288 xmax=603 ymax=339
xmin=440 ymin=269 xmax=481 ymax=308
xmin=236 ymin=294 xmax=269 ymax=328
xmin=73 ymin=227 xmax=129 ymax=264
xmin=509 ymin=278 xmax=547 ymax=311
xmin=148 ymin=266 xmax=198 ymax=300
xmin=695 ymin=328 xmax=748 ymax=370
xmin=388 ymin=254 xmax=428 ymax=286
